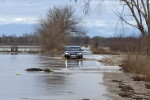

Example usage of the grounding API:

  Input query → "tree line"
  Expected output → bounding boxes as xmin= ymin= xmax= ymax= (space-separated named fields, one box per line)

xmin=0 ymin=33 xmax=39 ymax=45
xmin=1 ymin=32 xmax=146 ymax=54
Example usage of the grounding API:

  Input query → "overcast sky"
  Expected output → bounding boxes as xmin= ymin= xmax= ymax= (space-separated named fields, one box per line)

xmin=0 ymin=0 xmax=139 ymax=37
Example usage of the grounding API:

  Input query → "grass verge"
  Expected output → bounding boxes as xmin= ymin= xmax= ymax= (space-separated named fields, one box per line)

xmin=121 ymin=54 xmax=150 ymax=81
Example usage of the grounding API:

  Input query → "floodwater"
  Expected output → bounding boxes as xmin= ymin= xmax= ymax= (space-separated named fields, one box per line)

xmin=0 ymin=53 xmax=120 ymax=100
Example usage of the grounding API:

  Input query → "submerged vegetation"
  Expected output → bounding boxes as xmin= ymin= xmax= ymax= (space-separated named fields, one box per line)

xmin=26 ymin=68 xmax=53 ymax=73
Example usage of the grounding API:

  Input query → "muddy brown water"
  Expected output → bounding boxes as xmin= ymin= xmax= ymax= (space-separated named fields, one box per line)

xmin=0 ymin=53 xmax=120 ymax=100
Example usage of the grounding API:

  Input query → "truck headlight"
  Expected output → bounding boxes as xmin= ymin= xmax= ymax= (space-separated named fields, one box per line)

xmin=65 ymin=52 xmax=69 ymax=55
xmin=78 ymin=53 xmax=82 ymax=55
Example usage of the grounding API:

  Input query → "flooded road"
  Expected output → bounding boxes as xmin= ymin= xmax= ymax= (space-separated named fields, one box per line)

xmin=0 ymin=53 xmax=120 ymax=100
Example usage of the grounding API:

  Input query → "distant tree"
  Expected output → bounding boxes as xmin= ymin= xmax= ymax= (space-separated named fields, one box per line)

xmin=90 ymin=36 xmax=102 ymax=48
xmin=0 ymin=34 xmax=39 ymax=45
xmin=37 ymin=6 xmax=85 ymax=53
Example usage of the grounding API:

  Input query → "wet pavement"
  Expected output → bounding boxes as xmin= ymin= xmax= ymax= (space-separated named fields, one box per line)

xmin=0 ymin=53 xmax=120 ymax=100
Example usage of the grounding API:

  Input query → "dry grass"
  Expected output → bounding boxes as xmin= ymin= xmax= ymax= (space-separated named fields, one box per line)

xmin=91 ymin=47 xmax=119 ymax=55
xmin=91 ymin=47 xmax=106 ymax=54
xmin=122 ymin=54 xmax=150 ymax=81
xmin=99 ymin=55 xmax=123 ymax=66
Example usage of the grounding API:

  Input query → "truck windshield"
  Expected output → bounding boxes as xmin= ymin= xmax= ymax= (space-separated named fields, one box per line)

xmin=65 ymin=47 xmax=81 ymax=51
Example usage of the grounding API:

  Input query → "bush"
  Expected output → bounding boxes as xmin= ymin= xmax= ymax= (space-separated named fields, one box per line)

xmin=122 ymin=54 xmax=150 ymax=81
xmin=90 ymin=46 xmax=119 ymax=55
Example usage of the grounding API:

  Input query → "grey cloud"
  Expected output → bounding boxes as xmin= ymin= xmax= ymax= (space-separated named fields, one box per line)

xmin=0 ymin=0 xmax=137 ymax=37
xmin=0 ymin=0 xmax=70 ymax=17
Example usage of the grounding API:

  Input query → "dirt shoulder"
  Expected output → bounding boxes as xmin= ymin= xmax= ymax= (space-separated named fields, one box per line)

xmin=99 ymin=55 xmax=124 ymax=66
xmin=102 ymin=55 xmax=150 ymax=100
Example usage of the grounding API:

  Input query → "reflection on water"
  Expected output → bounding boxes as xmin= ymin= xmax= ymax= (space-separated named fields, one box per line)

xmin=65 ymin=60 xmax=82 ymax=68
xmin=0 ymin=54 xmax=115 ymax=100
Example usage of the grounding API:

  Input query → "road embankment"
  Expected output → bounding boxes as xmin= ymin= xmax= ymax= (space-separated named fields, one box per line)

xmin=101 ymin=55 xmax=150 ymax=100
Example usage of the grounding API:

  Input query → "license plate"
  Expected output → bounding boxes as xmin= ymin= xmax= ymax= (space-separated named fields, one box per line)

xmin=71 ymin=55 xmax=76 ymax=56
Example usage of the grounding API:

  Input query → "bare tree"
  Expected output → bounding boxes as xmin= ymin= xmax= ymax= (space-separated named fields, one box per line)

xmin=73 ymin=0 xmax=150 ymax=55
xmin=115 ymin=1 xmax=149 ymax=39
xmin=37 ymin=6 xmax=85 ymax=54
xmin=116 ymin=0 xmax=150 ymax=56
xmin=73 ymin=0 xmax=149 ymax=36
